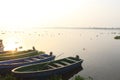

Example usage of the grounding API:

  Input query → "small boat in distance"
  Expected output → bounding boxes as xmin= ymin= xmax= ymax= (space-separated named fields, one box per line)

xmin=12 ymin=55 xmax=83 ymax=80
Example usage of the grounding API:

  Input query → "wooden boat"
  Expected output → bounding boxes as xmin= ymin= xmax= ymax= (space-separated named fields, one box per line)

xmin=12 ymin=55 xmax=83 ymax=80
xmin=0 ymin=51 xmax=55 ymax=74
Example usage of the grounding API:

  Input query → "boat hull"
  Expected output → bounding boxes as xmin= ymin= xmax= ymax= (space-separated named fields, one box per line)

xmin=12 ymin=60 xmax=83 ymax=80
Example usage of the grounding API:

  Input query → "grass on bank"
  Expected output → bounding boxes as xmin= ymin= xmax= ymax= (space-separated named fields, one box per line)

xmin=0 ymin=74 xmax=16 ymax=80
xmin=0 ymin=74 xmax=93 ymax=80
xmin=49 ymin=75 xmax=93 ymax=80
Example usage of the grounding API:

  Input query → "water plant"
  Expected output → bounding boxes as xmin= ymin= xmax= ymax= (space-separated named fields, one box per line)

xmin=0 ymin=74 xmax=93 ymax=80
xmin=74 ymin=75 xmax=85 ymax=80
xmin=114 ymin=36 xmax=120 ymax=39
xmin=72 ymin=75 xmax=93 ymax=80
xmin=49 ymin=75 xmax=62 ymax=80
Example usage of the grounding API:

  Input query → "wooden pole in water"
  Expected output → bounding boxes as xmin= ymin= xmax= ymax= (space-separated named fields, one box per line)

xmin=0 ymin=39 xmax=4 ymax=53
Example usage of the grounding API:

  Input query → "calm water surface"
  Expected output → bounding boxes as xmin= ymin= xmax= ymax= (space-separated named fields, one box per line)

xmin=0 ymin=29 xmax=120 ymax=80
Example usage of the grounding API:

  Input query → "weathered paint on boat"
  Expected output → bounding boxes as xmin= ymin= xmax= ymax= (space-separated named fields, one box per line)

xmin=12 ymin=56 xmax=83 ymax=79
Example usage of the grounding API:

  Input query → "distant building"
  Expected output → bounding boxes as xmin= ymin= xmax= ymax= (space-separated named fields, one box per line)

xmin=0 ymin=40 xmax=4 ymax=52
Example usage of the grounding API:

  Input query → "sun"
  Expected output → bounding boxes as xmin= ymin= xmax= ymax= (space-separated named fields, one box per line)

xmin=4 ymin=40 xmax=18 ymax=51
xmin=5 ymin=42 xmax=17 ymax=51
xmin=4 ymin=37 xmax=21 ymax=51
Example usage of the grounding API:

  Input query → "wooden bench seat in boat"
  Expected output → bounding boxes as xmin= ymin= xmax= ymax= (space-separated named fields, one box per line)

xmin=48 ymin=65 xmax=57 ymax=69
xmin=25 ymin=60 xmax=33 ymax=62
xmin=66 ymin=58 xmax=78 ymax=62
xmin=60 ymin=61 xmax=71 ymax=65
xmin=54 ymin=63 xmax=64 ymax=67
xmin=32 ymin=58 xmax=40 ymax=61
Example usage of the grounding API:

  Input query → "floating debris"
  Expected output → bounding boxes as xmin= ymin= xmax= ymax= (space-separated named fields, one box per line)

xmin=1 ymin=33 xmax=5 ymax=34
xmin=83 ymin=48 xmax=86 ymax=51
xmin=96 ymin=35 xmax=99 ymax=37
xmin=19 ymin=46 xmax=23 ymax=49
xmin=58 ymin=33 xmax=60 ymax=35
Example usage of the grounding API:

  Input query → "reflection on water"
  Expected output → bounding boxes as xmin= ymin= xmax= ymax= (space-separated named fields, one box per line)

xmin=0 ymin=29 xmax=120 ymax=80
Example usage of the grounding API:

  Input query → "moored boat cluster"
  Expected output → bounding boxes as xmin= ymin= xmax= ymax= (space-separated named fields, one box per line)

xmin=0 ymin=40 xmax=83 ymax=80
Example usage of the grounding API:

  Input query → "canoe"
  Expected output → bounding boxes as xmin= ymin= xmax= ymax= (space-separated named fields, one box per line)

xmin=12 ymin=55 xmax=83 ymax=80
xmin=0 ymin=51 xmax=55 ymax=74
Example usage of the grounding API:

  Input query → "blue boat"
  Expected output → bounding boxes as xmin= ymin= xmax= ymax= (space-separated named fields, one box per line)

xmin=0 ymin=51 xmax=55 ymax=74
xmin=12 ymin=55 xmax=83 ymax=80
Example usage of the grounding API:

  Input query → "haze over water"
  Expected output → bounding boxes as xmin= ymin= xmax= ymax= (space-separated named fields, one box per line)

xmin=0 ymin=29 xmax=120 ymax=80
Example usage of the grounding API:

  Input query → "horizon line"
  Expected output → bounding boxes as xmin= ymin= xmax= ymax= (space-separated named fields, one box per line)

xmin=35 ymin=27 xmax=120 ymax=29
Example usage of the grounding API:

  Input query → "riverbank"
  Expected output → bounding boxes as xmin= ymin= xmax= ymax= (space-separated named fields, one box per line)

xmin=0 ymin=74 xmax=93 ymax=80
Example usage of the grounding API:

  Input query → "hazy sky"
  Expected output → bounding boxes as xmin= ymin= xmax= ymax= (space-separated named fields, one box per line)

xmin=0 ymin=0 xmax=120 ymax=29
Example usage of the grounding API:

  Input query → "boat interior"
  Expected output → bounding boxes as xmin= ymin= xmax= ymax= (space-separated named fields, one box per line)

xmin=0 ymin=54 xmax=52 ymax=65
xmin=14 ymin=57 xmax=81 ymax=72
